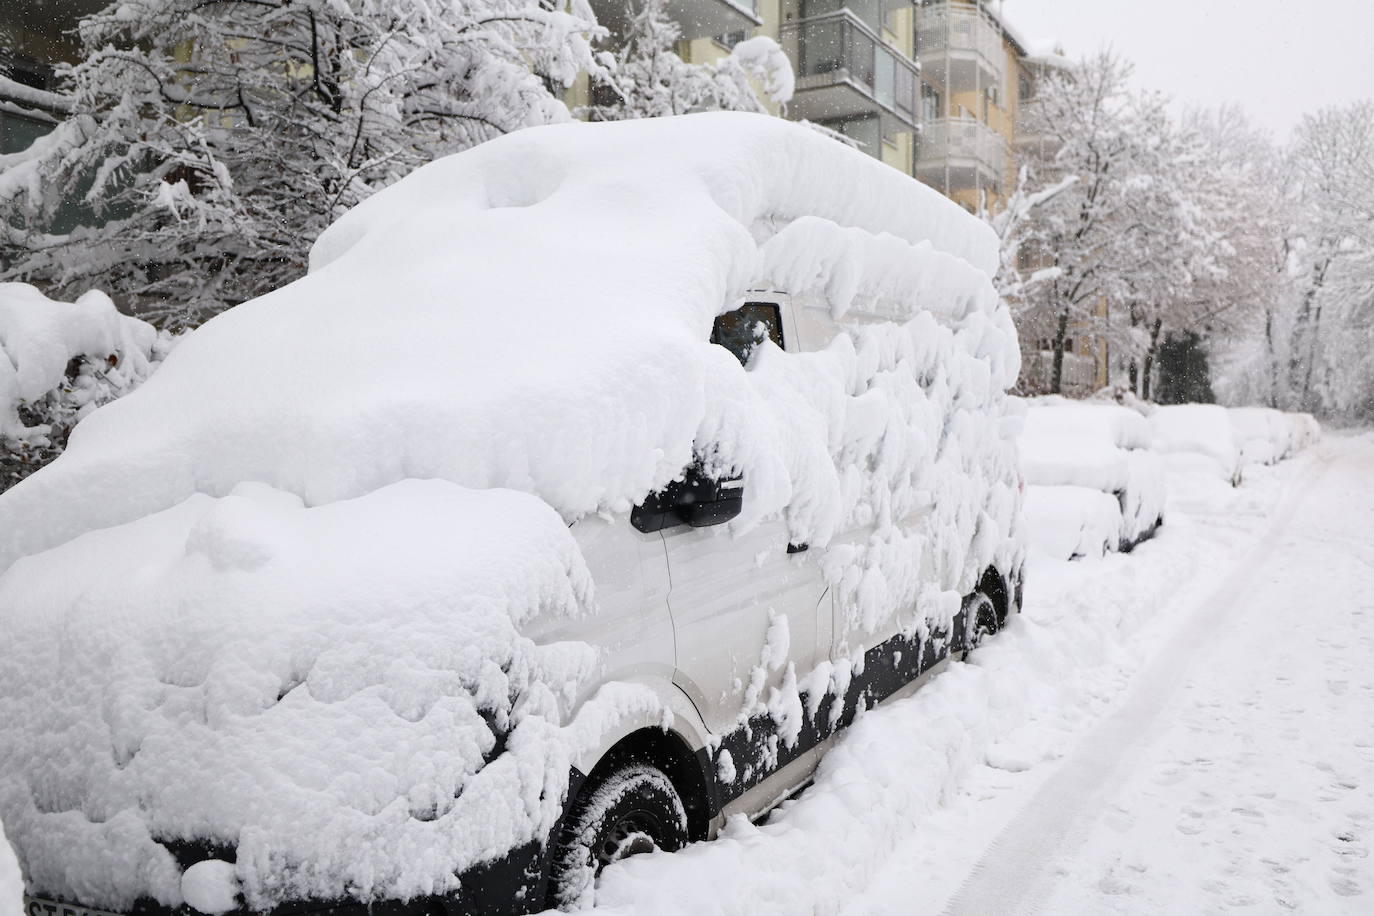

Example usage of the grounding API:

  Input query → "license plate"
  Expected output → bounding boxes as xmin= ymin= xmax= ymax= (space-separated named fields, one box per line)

xmin=25 ymin=897 xmax=126 ymax=916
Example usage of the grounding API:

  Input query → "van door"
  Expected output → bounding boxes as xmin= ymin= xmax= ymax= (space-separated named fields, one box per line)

xmin=662 ymin=298 xmax=830 ymax=795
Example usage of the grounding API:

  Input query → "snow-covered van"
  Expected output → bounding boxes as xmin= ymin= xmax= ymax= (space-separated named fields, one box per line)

xmin=0 ymin=114 xmax=1024 ymax=915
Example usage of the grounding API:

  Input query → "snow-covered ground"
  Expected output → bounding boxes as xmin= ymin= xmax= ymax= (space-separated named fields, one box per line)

xmin=567 ymin=430 xmax=1371 ymax=915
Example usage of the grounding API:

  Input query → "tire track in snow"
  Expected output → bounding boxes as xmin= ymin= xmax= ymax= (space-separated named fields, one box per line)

xmin=938 ymin=448 xmax=1337 ymax=916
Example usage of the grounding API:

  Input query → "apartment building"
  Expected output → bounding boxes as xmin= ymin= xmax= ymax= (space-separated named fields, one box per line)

xmin=913 ymin=0 xmax=1028 ymax=212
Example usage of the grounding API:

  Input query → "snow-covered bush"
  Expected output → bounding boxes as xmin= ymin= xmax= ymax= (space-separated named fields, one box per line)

xmin=0 ymin=113 xmax=1017 ymax=910
xmin=584 ymin=0 xmax=792 ymax=120
xmin=1 ymin=283 xmax=166 ymax=492
xmin=0 ymin=0 xmax=608 ymax=328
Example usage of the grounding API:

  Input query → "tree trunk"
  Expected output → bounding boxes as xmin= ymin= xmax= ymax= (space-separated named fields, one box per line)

xmin=1290 ymin=256 xmax=1331 ymax=408
xmin=1050 ymin=310 xmax=1070 ymax=394
xmin=1141 ymin=318 xmax=1163 ymax=401
xmin=1264 ymin=305 xmax=1279 ymax=409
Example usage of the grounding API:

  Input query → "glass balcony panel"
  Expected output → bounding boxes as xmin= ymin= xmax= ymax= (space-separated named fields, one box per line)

xmin=875 ymin=49 xmax=896 ymax=109
xmin=799 ymin=20 xmax=845 ymax=76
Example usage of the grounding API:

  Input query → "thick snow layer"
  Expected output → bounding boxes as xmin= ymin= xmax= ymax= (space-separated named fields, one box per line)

xmin=0 ymin=480 xmax=669 ymax=911
xmin=0 ymin=113 xmax=1018 ymax=909
xmin=0 ymin=283 xmax=159 ymax=441
xmin=0 ymin=112 xmax=1000 ymax=572
xmin=0 ymin=820 xmax=20 ymax=916
xmin=1149 ymin=404 xmax=1241 ymax=484
xmin=1021 ymin=485 xmax=1122 ymax=561
xmin=1024 ymin=396 xmax=1153 ymax=451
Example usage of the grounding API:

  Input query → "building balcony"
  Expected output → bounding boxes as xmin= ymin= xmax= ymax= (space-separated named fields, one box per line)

xmin=916 ymin=117 xmax=1005 ymax=193
xmin=915 ymin=2 xmax=1004 ymax=93
xmin=780 ymin=10 xmax=919 ymax=134
xmin=589 ymin=0 xmax=760 ymax=42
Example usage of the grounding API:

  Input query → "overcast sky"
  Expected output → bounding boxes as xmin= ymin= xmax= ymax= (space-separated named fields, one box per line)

xmin=1002 ymin=0 xmax=1374 ymax=142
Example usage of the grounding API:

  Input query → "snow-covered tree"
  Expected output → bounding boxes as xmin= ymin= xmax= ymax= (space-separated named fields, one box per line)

xmin=1000 ymin=52 xmax=1149 ymax=393
xmin=1185 ymin=107 xmax=1287 ymax=409
xmin=0 ymin=283 xmax=172 ymax=492
xmin=1280 ymin=103 xmax=1374 ymax=417
xmin=584 ymin=0 xmax=792 ymax=120
xmin=0 ymin=0 xmax=608 ymax=329
xmin=1002 ymin=52 xmax=1268 ymax=399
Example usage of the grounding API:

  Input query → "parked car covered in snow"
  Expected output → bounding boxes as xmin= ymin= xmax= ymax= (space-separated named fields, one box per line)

xmin=1228 ymin=407 xmax=1321 ymax=467
xmin=1150 ymin=403 xmax=1243 ymax=487
xmin=1018 ymin=397 xmax=1165 ymax=559
xmin=0 ymin=114 xmax=1024 ymax=916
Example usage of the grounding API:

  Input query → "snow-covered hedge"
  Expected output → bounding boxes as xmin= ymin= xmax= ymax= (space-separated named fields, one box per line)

xmin=0 ymin=283 xmax=166 ymax=492
xmin=0 ymin=113 xmax=1019 ymax=911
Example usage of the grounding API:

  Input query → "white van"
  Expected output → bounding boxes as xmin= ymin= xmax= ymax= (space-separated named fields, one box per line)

xmin=0 ymin=114 xmax=1024 ymax=916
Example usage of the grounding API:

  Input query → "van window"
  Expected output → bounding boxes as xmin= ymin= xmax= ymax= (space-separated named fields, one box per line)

xmin=712 ymin=303 xmax=784 ymax=366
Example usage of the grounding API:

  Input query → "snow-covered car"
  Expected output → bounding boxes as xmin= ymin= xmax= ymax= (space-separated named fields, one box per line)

xmin=1018 ymin=397 xmax=1165 ymax=559
xmin=0 ymin=114 xmax=1024 ymax=916
xmin=1150 ymin=403 xmax=1243 ymax=487
xmin=1228 ymin=406 xmax=1321 ymax=466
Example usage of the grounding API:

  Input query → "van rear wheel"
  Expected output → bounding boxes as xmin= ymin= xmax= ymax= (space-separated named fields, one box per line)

xmin=549 ymin=762 xmax=689 ymax=909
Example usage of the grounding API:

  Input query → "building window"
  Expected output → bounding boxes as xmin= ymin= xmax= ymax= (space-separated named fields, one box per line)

xmin=715 ymin=29 xmax=749 ymax=49
xmin=920 ymin=82 xmax=941 ymax=122
xmin=1018 ymin=75 xmax=1032 ymax=103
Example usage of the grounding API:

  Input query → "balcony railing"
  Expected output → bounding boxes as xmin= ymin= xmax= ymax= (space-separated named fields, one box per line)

xmin=782 ymin=10 xmax=919 ymax=125
xmin=589 ymin=0 xmax=759 ymax=43
xmin=916 ymin=117 xmax=1005 ymax=187
xmin=915 ymin=2 xmax=1004 ymax=92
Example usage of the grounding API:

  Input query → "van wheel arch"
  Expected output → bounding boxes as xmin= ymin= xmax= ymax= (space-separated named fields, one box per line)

xmin=976 ymin=565 xmax=1012 ymax=628
xmin=578 ymin=727 xmax=713 ymax=842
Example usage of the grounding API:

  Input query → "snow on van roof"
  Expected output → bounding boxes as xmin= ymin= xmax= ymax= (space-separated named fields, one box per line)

xmin=0 ymin=111 xmax=1000 ymax=573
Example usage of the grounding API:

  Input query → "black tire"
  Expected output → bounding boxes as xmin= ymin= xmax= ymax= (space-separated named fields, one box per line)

xmin=961 ymin=592 xmax=999 ymax=660
xmin=548 ymin=762 xmax=689 ymax=910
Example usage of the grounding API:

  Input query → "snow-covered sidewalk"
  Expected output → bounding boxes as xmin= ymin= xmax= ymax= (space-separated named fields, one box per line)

xmin=572 ymin=433 xmax=1368 ymax=915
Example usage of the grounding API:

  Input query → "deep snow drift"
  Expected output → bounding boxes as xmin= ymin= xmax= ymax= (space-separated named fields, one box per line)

xmin=0 ymin=113 xmax=1021 ymax=910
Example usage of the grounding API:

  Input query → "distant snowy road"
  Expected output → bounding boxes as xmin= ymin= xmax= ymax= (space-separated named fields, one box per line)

xmin=866 ymin=434 xmax=1374 ymax=915
xmin=580 ymin=434 xmax=1374 ymax=916
xmin=1023 ymin=437 xmax=1374 ymax=913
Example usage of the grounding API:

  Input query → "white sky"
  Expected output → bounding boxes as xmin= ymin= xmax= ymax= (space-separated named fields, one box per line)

xmin=1001 ymin=0 xmax=1374 ymax=142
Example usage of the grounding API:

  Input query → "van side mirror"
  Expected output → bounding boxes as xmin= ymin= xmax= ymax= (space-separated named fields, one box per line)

xmin=631 ymin=465 xmax=743 ymax=533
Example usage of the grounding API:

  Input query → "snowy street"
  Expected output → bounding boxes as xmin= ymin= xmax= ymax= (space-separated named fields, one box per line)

xmin=580 ymin=433 xmax=1374 ymax=915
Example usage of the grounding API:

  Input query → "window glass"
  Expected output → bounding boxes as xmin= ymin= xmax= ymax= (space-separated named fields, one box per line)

xmin=712 ymin=303 xmax=784 ymax=366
